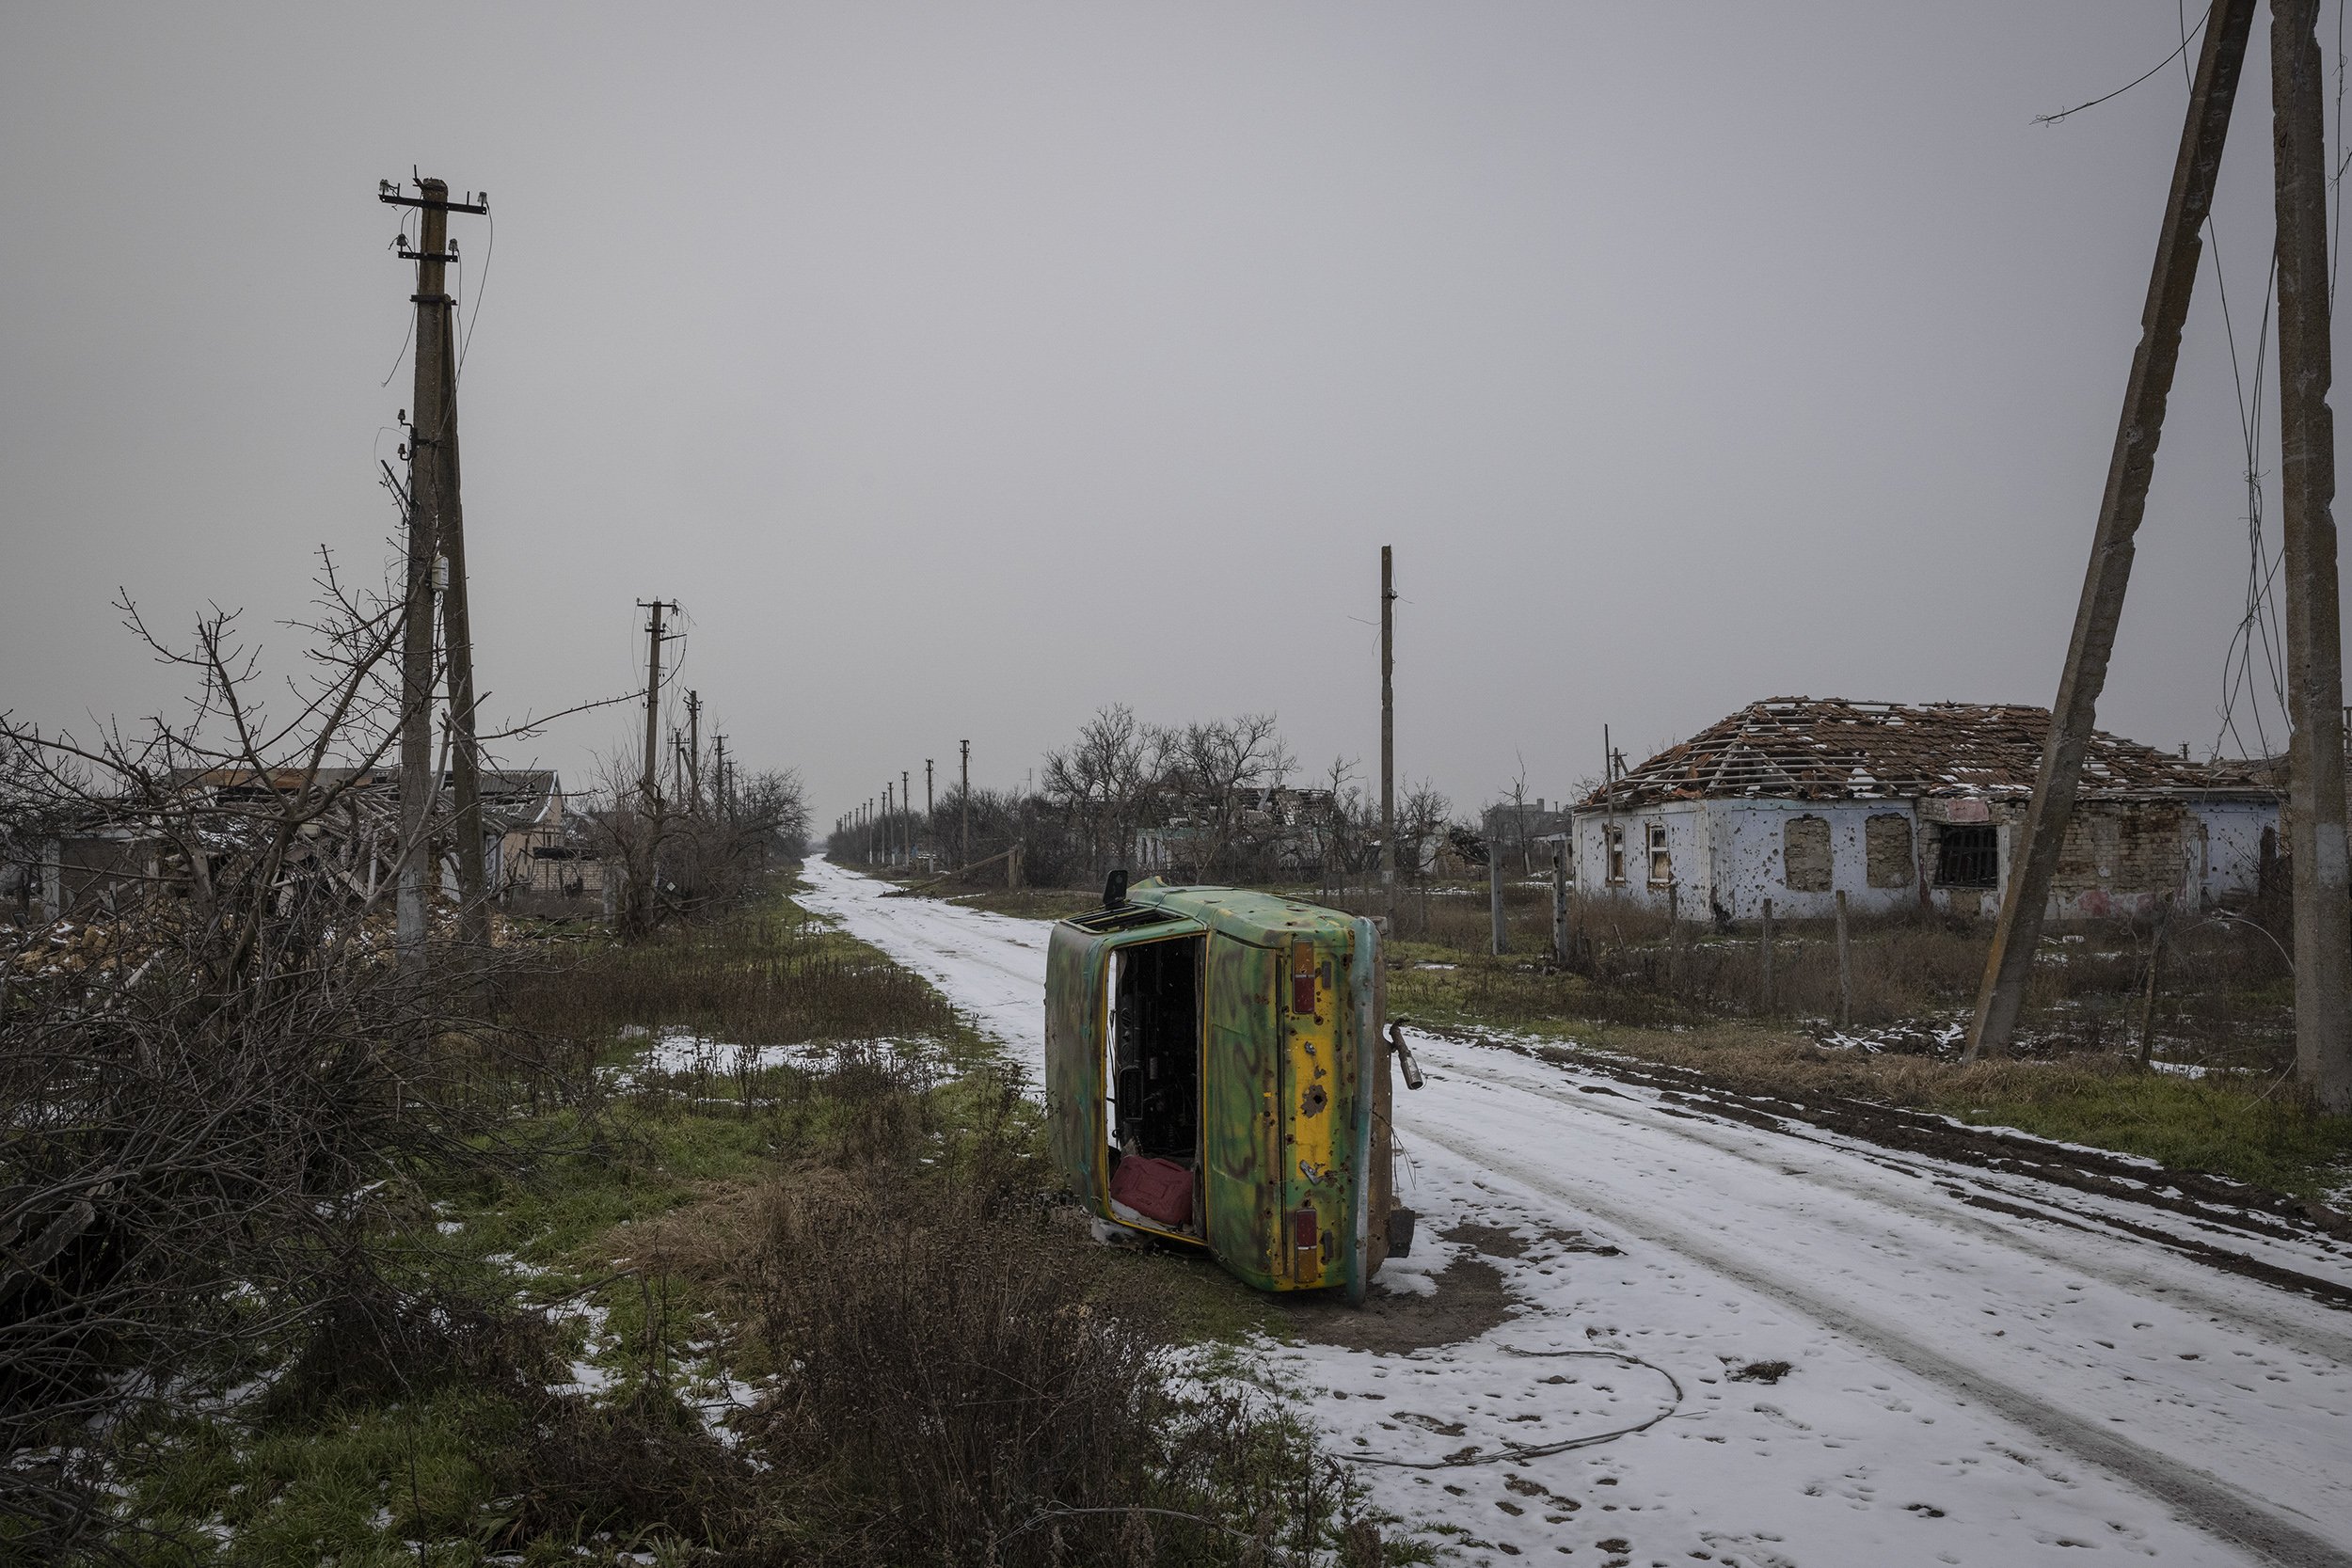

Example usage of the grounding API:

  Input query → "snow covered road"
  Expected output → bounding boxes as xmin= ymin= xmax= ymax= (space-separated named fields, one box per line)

xmin=796 ymin=857 xmax=2352 ymax=1567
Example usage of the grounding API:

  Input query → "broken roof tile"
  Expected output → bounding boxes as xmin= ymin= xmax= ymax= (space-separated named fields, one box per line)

xmin=1581 ymin=698 xmax=2277 ymax=811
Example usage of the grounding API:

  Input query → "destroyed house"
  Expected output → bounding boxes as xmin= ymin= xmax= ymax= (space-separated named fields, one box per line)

xmin=14 ymin=766 xmax=570 ymax=922
xmin=1569 ymin=699 xmax=2279 ymax=923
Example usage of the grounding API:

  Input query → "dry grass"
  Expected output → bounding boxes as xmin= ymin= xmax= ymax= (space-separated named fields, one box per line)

xmin=505 ymin=899 xmax=957 ymax=1050
xmin=1361 ymin=879 xmax=2295 ymax=1061
xmin=579 ymin=1033 xmax=1388 ymax=1567
xmin=1301 ymin=879 xmax=2343 ymax=1196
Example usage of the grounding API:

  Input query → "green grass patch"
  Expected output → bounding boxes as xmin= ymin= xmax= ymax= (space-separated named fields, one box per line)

xmin=1934 ymin=1069 xmax=2352 ymax=1198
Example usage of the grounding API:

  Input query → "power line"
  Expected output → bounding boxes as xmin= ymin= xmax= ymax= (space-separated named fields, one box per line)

xmin=2038 ymin=3 xmax=2214 ymax=125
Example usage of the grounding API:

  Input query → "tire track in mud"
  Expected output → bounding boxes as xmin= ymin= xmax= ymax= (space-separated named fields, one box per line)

xmin=1418 ymin=1120 xmax=2352 ymax=1568
xmin=1428 ymin=1045 xmax=2352 ymax=1359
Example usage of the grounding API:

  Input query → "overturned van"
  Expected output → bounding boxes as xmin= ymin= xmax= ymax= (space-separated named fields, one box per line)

xmin=1044 ymin=878 xmax=1419 ymax=1303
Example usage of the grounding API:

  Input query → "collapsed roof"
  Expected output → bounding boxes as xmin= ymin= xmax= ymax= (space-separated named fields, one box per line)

xmin=1581 ymin=699 xmax=2278 ymax=812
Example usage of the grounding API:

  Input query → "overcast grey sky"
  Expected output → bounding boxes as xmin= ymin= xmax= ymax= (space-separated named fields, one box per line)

xmin=4 ymin=3 xmax=2344 ymax=822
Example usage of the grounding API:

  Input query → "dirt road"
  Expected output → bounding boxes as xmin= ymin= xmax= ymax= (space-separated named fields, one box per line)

xmin=799 ymin=858 xmax=2352 ymax=1567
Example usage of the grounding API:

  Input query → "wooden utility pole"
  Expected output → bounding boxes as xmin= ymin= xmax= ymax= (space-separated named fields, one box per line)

xmin=1760 ymin=896 xmax=1776 ymax=1016
xmin=381 ymin=176 xmax=485 ymax=959
xmin=1967 ymin=0 xmax=2256 ymax=1061
xmin=926 ymin=759 xmax=934 ymax=826
xmin=2274 ymin=0 xmax=2352 ymax=1109
xmin=1380 ymin=546 xmax=1397 ymax=927
xmin=961 ymin=739 xmax=971 ymax=866
xmin=637 ymin=600 xmax=675 ymax=812
xmin=686 ymin=689 xmax=703 ymax=814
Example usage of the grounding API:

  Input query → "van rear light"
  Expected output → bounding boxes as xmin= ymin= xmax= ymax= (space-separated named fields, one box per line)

xmin=1291 ymin=946 xmax=1316 ymax=1013
xmin=1292 ymin=1207 xmax=1319 ymax=1250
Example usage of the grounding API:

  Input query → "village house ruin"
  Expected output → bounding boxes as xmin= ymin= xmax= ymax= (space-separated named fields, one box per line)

xmin=3 ymin=766 xmax=589 ymax=924
xmin=1568 ymin=698 xmax=2280 ymax=923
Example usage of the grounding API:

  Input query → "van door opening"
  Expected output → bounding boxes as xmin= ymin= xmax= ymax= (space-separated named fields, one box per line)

xmin=1105 ymin=934 xmax=1203 ymax=1237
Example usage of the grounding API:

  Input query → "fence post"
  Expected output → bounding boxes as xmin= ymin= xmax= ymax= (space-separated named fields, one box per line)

xmin=1009 ymin=841 xmax=1025 ymax=891
xmin=1760 ymin=896 xmax=1775 ymax=1015
xmin=1489 ymin=840 xmax=1509 ymax=956
xmin=2137 ymin=895 xmax=2172 ymax=1067
xmin=1836 ymin=889 xmax=1852 ymax=1030
xmin=1551 ymin=843 xmax=1569 ymax=963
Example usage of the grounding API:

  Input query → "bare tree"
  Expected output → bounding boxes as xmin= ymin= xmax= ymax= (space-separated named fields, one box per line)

xmin=1311 ymin=754 xmax=1364 ymax=895
xmin=1400 ymin=779 xmax=1454 ymax=882
xmin=1041 ymin=705 xmax=1164 ymax=877
xmin=0 ymin=565 xmax=548 ymax=1555
xmin=1164 ymin=713 xmax=1291 ymax=879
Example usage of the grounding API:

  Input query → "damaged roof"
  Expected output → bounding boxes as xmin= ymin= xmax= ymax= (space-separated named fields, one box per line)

xmin=1581 ymin=698 xmax=2279 ymax=811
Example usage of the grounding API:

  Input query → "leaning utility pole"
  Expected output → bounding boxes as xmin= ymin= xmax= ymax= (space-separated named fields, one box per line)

xmin=2273 ymin=0 xmax=2352 ymax=1109
xmin=382 ymin=175 xmax=487 ymax=959
xmin=1380 ymin=546 xmax=1397 ymax=927
xmin=961 ymin=739 xmax=972 ymax=866
xmin=638 ymin=600 xmax=676 ymax=812
xmin=429 ymin=260 xmax=488 ymax=950
xmin=1966 ymin=0 xmax=2256 ymax=1061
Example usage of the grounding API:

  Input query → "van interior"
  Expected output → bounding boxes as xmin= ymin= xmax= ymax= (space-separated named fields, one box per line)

xmin=1105 ymin=934 xmax=1203 ymax=1235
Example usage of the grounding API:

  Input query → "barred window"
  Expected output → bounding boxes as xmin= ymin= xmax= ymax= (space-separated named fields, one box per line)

xmin=1935 ymin=824 xmax=1998 ymax=889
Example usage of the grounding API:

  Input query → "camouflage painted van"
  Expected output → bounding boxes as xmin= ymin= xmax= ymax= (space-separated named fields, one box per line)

xmin=1043 ymin=879 xmax=1417 ymax=1302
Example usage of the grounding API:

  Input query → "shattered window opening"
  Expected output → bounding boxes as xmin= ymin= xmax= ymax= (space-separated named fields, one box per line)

xmin=1782 ymin=815 xmax=1832 ymax=892
xmin=1866 ymin=813 xmax=1915 ymax=888
xmin=1646 ymin=822 xmax=1671 ymax=886
xmin=1606 ymin=824 xmax=1627 ymax=885
xmin=1935 ymin=824 xmax=1998 ymax=889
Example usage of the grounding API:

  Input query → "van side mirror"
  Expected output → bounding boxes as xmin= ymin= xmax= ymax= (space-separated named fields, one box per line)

xmin=1387 ymin=1021 xmax=1425 ymax=1091
xmin=1104 ymin=868 xmax=1129 ymax=907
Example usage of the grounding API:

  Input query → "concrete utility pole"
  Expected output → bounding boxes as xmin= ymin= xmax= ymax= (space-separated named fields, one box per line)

xmin=686 ymin=689 xmax=703 ymax=814
xmin=638 ymin=600 xmax=676 ymax=812
xmin=885 ymin=782 xmax=895 ymax=866
xmin=381 ymin=176 xmax=485 ymax=959
xmin=903 ymin=769 xmax=913 ymax=863
xmin=961 ymin=739 xmax=971 ymax=866
xmin=422 ymin=218 xmax=487 ymax=951
xmin=926 ymin=759 xmax=934 ymax=824
xmin=1380 ymin=546 xmax=1397 ymax=927
xmin=713 ymin=733 xmax=729 ymax=819
xmin=2273 ymin=0 xmax=2352 ymax=1110
xmin=1966 ymin=0 xmax=2257 ymax=1061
